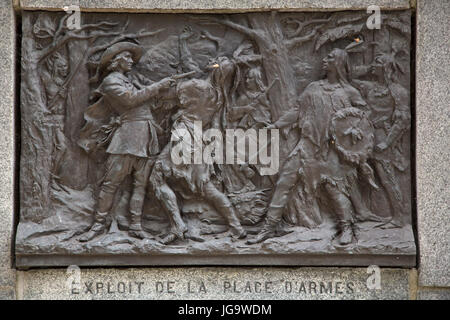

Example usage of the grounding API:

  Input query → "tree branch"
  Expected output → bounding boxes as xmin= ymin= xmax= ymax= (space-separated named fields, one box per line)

xmin=285 ymin=17 xmax=331 ymax=38
xmin=39 ymin=18 xmax=125 ymax=62
xmin=53 ymin=15 xmax=69 ymax=42
xmin=284 ymin=29 xmax=318 ymax=49
xmin=72 ymin=30 xmax=124 ymax=40
xmin=73 ymin=21 xmax=119 ymax=33
xmin=191 ymin=15 xmax=262 ymax=42
xmin=39 ymin=29 xmax=124 ymax=62
xmin=89 ymin=28 xmax=165 ymax=55
xmin=200 ymin=30 xmax=221 ymax=51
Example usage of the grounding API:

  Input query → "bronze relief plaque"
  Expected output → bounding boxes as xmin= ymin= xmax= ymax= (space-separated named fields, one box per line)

xmin=16 ymin=10 xmax=416 ymax=267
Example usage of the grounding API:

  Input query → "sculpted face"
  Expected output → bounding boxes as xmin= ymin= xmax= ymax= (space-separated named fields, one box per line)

xmin=245 ymin=73 xmax=257 ymax=91
xmin=245 ymin=68 xmax=264 ymax=92
xmin=322 ymin=51 xmax=337 ymax=74
xmin=370 ymin=56 xmax=385 ymax=78
xmin=240 ymin=44 xmax=255 ymax=56
xmin=55 ymin=58 xmax=69 ymax=78
xmin=116 ymin=51 xmax=134 ymax=72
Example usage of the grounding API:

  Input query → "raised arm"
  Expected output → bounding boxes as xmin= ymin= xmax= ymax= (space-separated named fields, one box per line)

xmin=178 ymin=27 xmax=202 ymax=74
xmin=103 ymin=76 xmax=172 ymax=108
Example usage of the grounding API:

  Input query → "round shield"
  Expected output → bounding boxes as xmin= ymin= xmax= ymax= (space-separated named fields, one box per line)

xmin=330 ymin=107 xmax=374 ymax=165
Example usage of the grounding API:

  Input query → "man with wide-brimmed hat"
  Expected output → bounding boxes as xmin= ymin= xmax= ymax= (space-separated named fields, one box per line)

xmin=78 ymin=41 xmax=175 ymax=242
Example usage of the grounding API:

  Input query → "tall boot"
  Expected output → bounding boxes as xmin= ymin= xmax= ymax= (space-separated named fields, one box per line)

xmin=79 ymin=211 xmax=108 ymax=242
xmin=246 ymin=206 xmax=283 ymax=245
xmin=159 ymin=224 xmax=188 ymax=245
xmin=128 ymin=212 xmax=147 ymax=239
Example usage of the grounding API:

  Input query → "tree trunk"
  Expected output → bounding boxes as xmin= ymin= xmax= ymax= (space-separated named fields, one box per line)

xmin=20 ymin=13 xmax=53 ymax=222
xmin=247 ymin=13 xmax=297 ymax=121
xmin=247 ymin=13 xmax=320 ymax=227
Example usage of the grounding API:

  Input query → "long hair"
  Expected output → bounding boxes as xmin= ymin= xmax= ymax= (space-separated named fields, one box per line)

xmin=375 ymin=52 xmax=404 ymax=85
xmin=246 ymin=67 xmax=266 ymax=93
xmin=329 ymin=48 xmax=352 ymax=87
xmin=375 ymin=52 xmax=407 ymax=113
xmin=46 ymin=51 xmax=69 ymax=79
xmin=208 ymin=56 xmax=238 ymax=129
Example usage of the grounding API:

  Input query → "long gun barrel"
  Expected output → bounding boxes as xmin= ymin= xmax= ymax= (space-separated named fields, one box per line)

xmin=170 ymin=70 xmax=196 ymax=80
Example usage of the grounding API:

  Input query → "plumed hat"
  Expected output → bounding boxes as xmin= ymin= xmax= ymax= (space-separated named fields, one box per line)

xmin=98 ymin=41 xmax=143 ymax=72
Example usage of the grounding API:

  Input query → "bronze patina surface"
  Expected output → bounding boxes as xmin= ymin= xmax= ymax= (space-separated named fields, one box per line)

xmin=16 ymin=11 xmax=415 ymax=267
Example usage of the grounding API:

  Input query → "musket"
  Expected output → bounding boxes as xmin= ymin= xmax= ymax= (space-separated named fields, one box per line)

xmin=253 ymin=77 xmax=279 ymax=102
xmin=170 ymin=70 xmax=196 ymax=80
xmin=47 ymin=39 xmax=93 ymax=111
xmin=132 ymin=70 xmax=195 ymax=90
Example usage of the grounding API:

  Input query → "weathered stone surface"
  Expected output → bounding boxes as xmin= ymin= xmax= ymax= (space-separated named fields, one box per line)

xmin=0 ymin=250 xmax=15 ymax=287
xmin=0 ymin=287 xmax=15 ymax=300
xmin=19 ymin=0 xmax=410 ymax=12
xmin=18 ymin=267 xmax=411 ymax=300
xmin=0 ymin=1 xmax=17 ymax=302
xmin=416 ymin=0 xmax=450 ymax=288
xmin=0 ymin=231 xmax=12 ymax=253
xmin=0 ymin=269 xmax=16 ymax=287
xmin=0 ymin=0 xmax=15 ymax=264
xmin=0 ymin=250 xmax=12 ymax=269
xmin=418 ymin=288 xmax=450 ymax=300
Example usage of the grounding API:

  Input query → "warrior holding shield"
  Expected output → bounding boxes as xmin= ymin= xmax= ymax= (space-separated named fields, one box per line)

xmin=249 ymin=48 xmax=377 ymax=245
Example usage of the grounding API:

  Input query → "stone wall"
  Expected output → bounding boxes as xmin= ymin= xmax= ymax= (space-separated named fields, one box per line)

xmin=0 ymin=0 xmax=16 ymax=301
xmin=0 ymin=0 xmax=448 ymax=300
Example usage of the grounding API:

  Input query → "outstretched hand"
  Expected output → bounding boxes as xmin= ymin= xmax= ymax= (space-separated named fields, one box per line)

xmin=265 ymin=122 xmax=277 ymax=130
xmin=180 ymin=26 xmax=195 ymax=40
xmin=157 ymin=77 xmax=177 ymax=90
xmin=254 ymin=120 xmax=275 ymax=129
